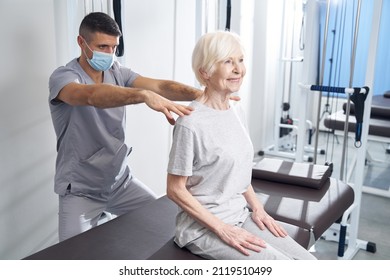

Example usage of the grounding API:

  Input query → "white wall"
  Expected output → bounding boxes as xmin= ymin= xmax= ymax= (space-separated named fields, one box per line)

xmin=123 ymin=0 xmax=197 ymax=197
xmin=247 ymin=1 xmax=284 ymax=153
xmin=0 ymin=0 xmax=58 ymax=259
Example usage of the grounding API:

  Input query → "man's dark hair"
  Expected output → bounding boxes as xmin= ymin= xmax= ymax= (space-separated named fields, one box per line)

xmin=79 ymin=12 xmax=122 ymax=42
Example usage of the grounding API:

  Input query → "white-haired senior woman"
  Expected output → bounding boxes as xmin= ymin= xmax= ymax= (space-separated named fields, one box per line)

xmin=166 ymin=30 xmax=317 ymax=260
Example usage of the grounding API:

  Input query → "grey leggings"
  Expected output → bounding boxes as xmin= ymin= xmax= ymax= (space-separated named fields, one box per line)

xmin=186 ymin=217 xmax=317 ymax=260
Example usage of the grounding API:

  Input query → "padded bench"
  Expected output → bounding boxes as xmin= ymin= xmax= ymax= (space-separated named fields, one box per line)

xmin=24 ymin=196 xmax=195 ymax=260
xmin=152 ymin=159 xmax=354 ymax=259
xmin=325 ymin=94 xmax=390 ymax=138
xmin=25 ymin=159 xmax=354 ymax=260
xmin=344 ymin=94 xmax=390 ymax=120
xmin=324 ymin=110 xmax=390 ymax=138
xmin=149 ymin=221 xmax=310 ymax=260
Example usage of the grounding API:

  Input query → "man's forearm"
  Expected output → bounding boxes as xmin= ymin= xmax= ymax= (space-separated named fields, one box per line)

xmin=86 ymin=83 xmax=148 ymax=108
xmin=157 ymin=80 xmax=202 ymax=101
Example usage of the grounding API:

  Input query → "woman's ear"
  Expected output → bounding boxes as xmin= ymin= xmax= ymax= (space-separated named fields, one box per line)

xmin=199 ymin=68 xmax=209 ymax=80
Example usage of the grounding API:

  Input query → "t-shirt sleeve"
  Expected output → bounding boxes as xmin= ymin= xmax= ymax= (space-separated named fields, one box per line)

xmin=115 ymin=62 xmax=139 ymax=87
xmin=48 ymin=66 xmax=81 ymax=106
xmin=167 ymin=124 xmax=195 ymax=176
xmin=233 ymin=102 xmax=250 ymax=132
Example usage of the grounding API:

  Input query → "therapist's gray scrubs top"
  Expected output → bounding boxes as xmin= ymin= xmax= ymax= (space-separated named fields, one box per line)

xmin=49 ymin=58 xmax=139 ymax=196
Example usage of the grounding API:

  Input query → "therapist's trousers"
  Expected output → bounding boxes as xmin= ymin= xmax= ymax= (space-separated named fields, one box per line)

xmin=58 ymin=175 xmax=156 ymax=242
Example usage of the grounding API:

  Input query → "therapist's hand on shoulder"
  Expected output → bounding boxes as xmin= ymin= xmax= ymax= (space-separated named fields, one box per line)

xmin=143 ymin=90 xmax=194 ymax=125
xmin=229 ymin=95 xmax=241 ymax=102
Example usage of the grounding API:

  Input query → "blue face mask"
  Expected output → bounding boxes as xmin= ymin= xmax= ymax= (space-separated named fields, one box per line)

xmin=83 ymin=39 xmax=115 ymax=71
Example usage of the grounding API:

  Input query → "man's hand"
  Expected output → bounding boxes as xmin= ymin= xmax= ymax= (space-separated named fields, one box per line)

xmin=230 ymin=95 xmax=241 ymax=102
xmin=143 ymin=90 xmax=193 ymax=125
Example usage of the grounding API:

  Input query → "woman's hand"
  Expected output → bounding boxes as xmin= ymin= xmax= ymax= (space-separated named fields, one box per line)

xmin=251 ymin=208 xmax=288 ymax=238
xmin=215 ymin=223 xmax=267 ymax=256
xmin=243 ymin=185 xmax=288 ymax=238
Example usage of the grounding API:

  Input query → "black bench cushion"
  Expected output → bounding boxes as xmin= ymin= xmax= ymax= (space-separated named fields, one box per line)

xmin=252 ymin=158 xmax=332 ymax=189
xmin=148 ymin=220 xmax=311 ymax=260
xmin=25 ymin=178 xmax=351 ymax=260
xmin=252 ymin=177 xmax=354 ymax=240
xmin=25 ymin=196 xmax=177 ymax=260
xmin=343 ymin=94 xmax=390 ymax=119
xmin=324 ymin=110 xmax=390 ymax=138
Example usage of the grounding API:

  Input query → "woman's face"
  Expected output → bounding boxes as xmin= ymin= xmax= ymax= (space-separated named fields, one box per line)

xmin=206 ymin=52 xmax=246 ymax=94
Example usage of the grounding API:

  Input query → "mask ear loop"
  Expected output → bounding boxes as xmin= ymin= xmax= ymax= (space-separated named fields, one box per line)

xmin=79 ymin=36 xmax=93 ymax=61
xmin=81 ymin=37 xmax=94 ymax=53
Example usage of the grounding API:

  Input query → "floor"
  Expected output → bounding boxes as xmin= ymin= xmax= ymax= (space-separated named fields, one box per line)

xmin=313 ymin=192 xmax=390 ymax=260
xmin=258 ymin=130 xmax=390 ymax=260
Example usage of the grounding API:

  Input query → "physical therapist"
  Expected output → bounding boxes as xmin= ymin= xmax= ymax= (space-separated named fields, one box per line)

xmin=49 ymin=12 xmax=200 ymax=241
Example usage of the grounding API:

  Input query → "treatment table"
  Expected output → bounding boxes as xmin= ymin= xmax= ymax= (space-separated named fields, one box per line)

xmin=25 ymin=160 xmax=354 ymax=260
xmin=324 ymin=94 xmax=390 ymax=140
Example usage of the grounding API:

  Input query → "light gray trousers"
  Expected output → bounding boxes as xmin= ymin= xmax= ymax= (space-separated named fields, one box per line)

xmin=58 ymin=176 xmax=156 ymax=242
xmin=186 ymin=217 xmax=317 ymax=260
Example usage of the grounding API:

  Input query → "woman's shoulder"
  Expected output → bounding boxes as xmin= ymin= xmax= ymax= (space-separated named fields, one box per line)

xmin=178 ymin=101 xmax=205 ymax=119
xmin=175 ymin=101 xmax=207 ymax=129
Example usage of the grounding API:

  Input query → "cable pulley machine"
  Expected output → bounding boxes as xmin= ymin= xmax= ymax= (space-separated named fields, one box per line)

xmin=300 ymin=0 xmax=379 ymax=259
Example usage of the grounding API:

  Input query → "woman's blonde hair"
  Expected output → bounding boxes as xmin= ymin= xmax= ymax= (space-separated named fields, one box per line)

xmin=192 ymin=30 xmax=245 ymax=87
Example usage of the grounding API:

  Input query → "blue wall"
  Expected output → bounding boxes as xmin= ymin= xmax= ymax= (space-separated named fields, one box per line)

xmin=374 ymin=0 xmax=390 ymax=96
xmin=319 ymin=0 xmax=389 ymax=96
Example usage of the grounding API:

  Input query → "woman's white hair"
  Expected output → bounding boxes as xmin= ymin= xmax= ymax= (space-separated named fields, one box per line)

xmin=192 ymin=30 xmax=245 ymax=87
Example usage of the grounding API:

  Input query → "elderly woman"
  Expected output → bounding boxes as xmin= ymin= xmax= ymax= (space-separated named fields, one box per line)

xmin=167 ymin=31 xmax=316 ymax=260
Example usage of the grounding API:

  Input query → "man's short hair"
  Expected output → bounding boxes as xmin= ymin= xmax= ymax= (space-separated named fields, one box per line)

xmin=79 ymin=12 xmax=122 ymax=42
